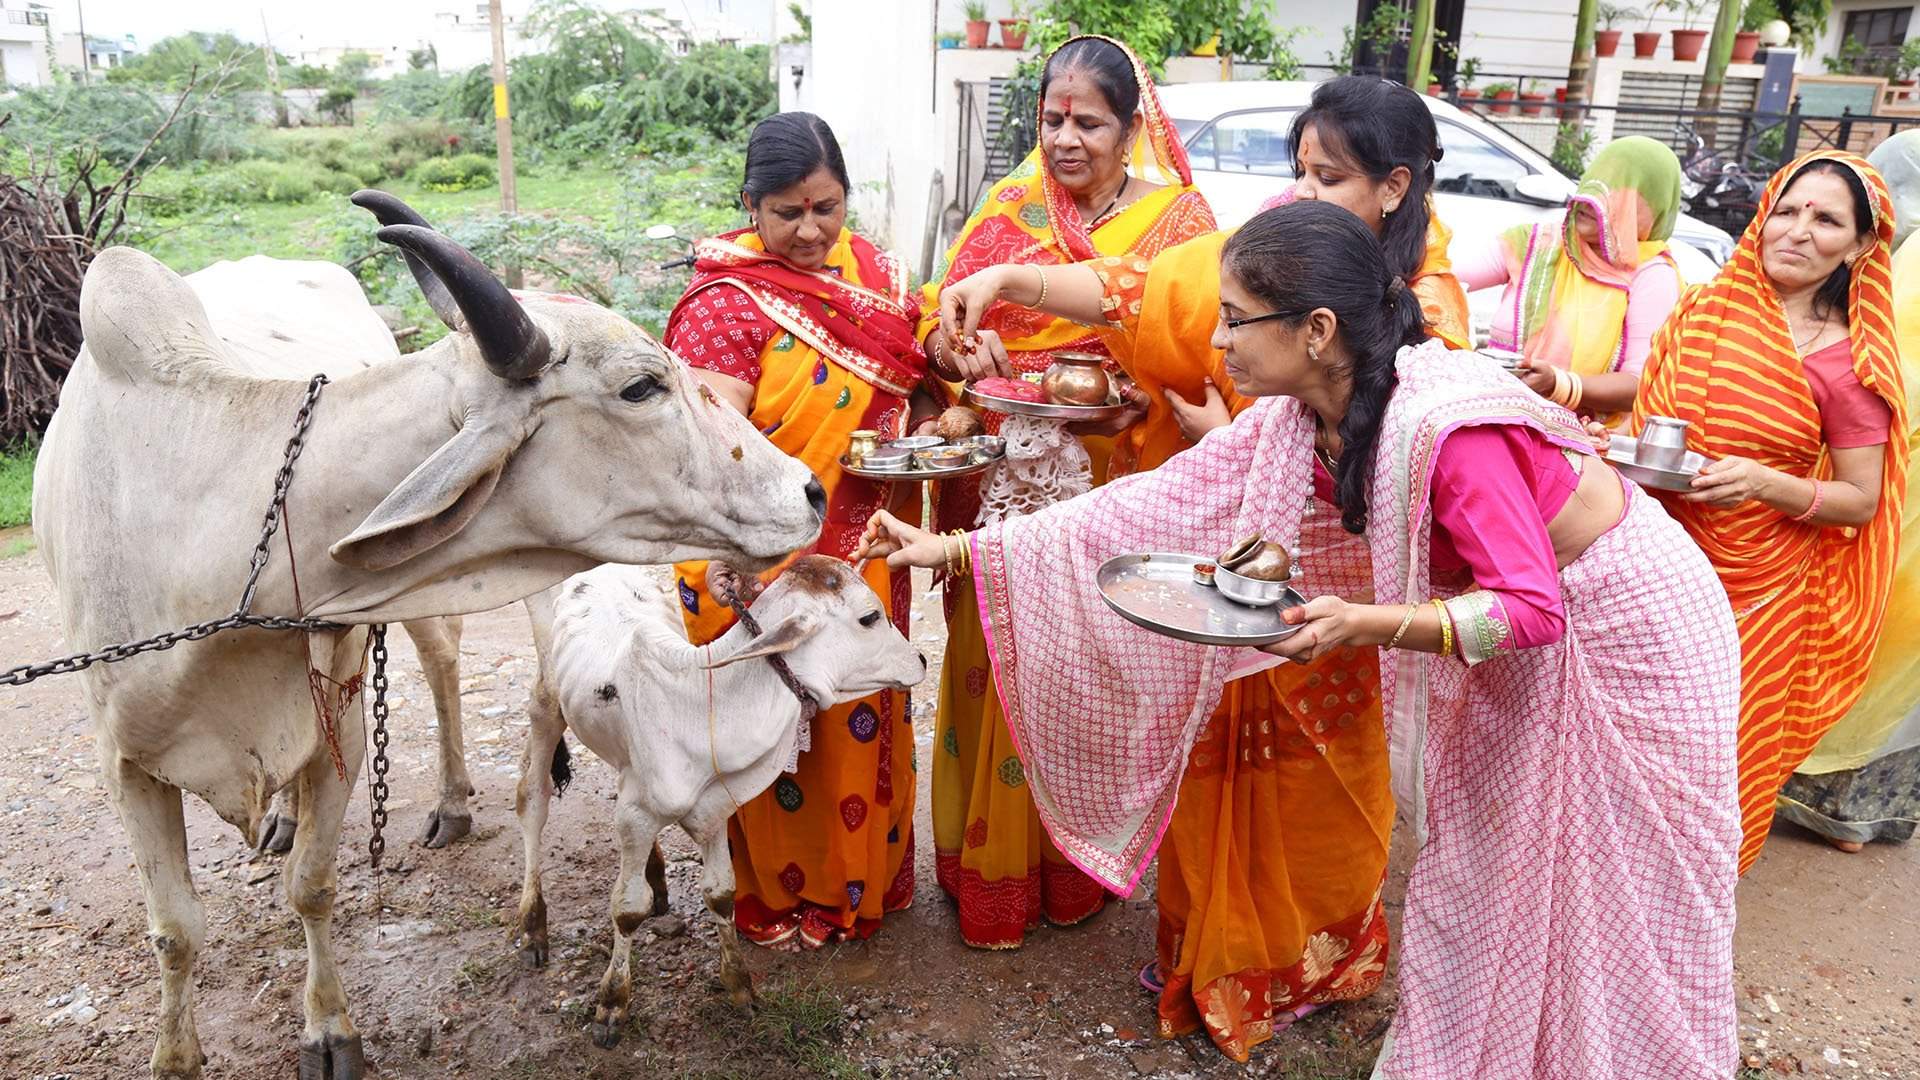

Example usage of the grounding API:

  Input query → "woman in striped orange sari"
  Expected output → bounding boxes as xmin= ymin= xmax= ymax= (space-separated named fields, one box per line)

xmin=920 ymin=35 xmax=1214 ymax=950
xmin=664 ymin=113 xmax=933 ymax=947
xmin=1631 ymin=149 xmax=1907 ymax=875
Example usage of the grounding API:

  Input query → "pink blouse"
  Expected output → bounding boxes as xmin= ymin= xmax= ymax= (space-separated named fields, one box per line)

xmin=1801 ymin=339 xmax=1895 ymax=448
xmin=664 ymin=283 xmax=776 ymax=385
xmin=1454 ymin=234 xmax=1682 ymax=376
xmin=1313 ymin=424 xmax=1583 ymax=652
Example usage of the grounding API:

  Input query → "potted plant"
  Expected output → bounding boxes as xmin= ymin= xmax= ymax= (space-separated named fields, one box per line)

xmin=1633 ymin=5 xmax=1663 ymax=58
xmin=1596 ymin=3 xmax=1636 ymax=58
xmin=1456 ymin=55 xmax=1482 ymax=103
xmin=1895 ymin=38 xmax=1920 ymax=87
xmin=1519 ymin=78 xmax=1549 ymax=116
xmin=1733 ymin=0 xmax=1773 ymax=62
xmin=963 ymin=0 xmax=989 ymax=48
xmin=998 ymin=1 xmax=1027 ymax=50
xmin=1668 ymin=0 xmax=1714 ymax=62
xmin=937 ymin=31 xmax=962 ymax=50
xmin=1483 ymin=80 xmax=1517 ymax=114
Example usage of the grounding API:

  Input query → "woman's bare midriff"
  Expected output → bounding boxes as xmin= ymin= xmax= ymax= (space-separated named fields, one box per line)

xmin=1547 ymin=453 xmax=1628 ymax=569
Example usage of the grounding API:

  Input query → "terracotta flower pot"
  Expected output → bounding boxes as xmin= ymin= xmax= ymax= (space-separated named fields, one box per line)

xmin=1670 ymin=28 xmax=1710 ymax=62
xmin=1519 ymin=92 xmax=1548 ymax=116
xmin=1458 ymin=88 xmax=1482 ymax=107
xmin=1632 ymin=31 xmax=1662 ymax=58
xmin=1595 ymin=29 xmax=1623 ymax=57
xmin=1427 ymin=82 xmax=1443 ymax=97
xmin=1490 ymin=89 xmax=1517 ymax=115
xmin=998 ymin=19 xmax=1027 ymax=50
xmin=965 ymin=19 xmax=988 ymax=48
xmin=1731 ymin=31 xmax=1761 ymax=62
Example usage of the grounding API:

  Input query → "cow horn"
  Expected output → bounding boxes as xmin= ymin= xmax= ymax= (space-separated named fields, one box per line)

xmin=375 ymin=224 xmax=551 ymax=380
xmin=349 ymin=189 xmax=465 ymax=333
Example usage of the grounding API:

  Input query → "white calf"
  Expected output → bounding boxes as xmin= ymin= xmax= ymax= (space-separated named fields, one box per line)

xmin=513 ymin=557 xmax=924 ymax=1047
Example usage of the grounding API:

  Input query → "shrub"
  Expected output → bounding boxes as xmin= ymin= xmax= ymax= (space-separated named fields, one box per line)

xmin=411 ymin=153 xmax=497 ymax=192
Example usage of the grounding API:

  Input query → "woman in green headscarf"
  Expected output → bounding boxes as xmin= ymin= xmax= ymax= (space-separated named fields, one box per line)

xmin=1456 ymin=135 xmax=1686 ymax=424
xmin=1775 ymin=128 xmax=1920 ymax=852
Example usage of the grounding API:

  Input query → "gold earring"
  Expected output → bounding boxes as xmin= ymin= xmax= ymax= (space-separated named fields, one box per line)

xmin=1308 ymin=344 xmax=1320 ymax=361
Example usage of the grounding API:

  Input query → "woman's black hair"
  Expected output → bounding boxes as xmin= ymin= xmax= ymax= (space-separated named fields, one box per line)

xmin=1221 ymin=200 xmax=1429 ymax=534
xmin=1040 ymin=37 xmax=1140 ymax=120
xmin=1288 ymin=76 xmax=1443 ymax=284
xmin=741 ymin=111 xmax=850 ymax=208
xmin=1782 ymin=158 xmax=1875 ymax=325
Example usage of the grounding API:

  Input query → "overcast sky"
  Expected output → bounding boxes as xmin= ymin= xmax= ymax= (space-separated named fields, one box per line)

xmin=50 ymin=0 xmax=776 ymax=50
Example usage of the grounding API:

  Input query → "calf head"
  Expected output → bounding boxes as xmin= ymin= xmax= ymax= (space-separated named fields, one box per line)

xmin=330 ymin=194 xmax=824 ymax=575
xmin=710 ymin=556 xmax=925 ymax=706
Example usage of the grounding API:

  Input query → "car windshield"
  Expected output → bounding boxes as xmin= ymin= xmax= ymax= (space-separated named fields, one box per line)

xmin=1432 ymin=120 xmax=1534 ymax=201
xmin=1180 ymin=110 xmax=1541 ymax=201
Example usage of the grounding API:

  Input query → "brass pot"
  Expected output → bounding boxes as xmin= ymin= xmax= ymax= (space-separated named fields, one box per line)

xmin=1041 ymin=352 xmax=1112 ymax=406
xmin=1218 ymin=535 xmax=1292 ymax=581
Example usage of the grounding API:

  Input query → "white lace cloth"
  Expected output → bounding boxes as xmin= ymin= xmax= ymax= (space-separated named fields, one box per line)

xmin=976 ymin=413 xmax=1093 ymax=525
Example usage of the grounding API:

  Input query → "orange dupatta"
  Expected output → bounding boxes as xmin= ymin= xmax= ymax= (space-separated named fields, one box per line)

xmin=1633 ymin=149 xmax=1908 ymax=873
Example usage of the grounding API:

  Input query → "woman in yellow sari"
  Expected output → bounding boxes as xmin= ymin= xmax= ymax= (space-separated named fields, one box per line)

xmin=927 ymin=75 xmax=1464 ymax=1060
xmin=663 ymin=112 xmax=933 ymax=947
xmin=920 ymin=35 xmax=1215 ymax=950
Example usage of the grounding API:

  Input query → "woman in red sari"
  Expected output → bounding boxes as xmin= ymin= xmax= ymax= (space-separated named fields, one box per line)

xmin=663 ymin=112 xmax=935 ymax=947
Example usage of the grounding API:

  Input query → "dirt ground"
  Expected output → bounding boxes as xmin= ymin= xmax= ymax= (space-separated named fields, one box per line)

xmin=0 ymin=534 xmax=1915 ymax=1080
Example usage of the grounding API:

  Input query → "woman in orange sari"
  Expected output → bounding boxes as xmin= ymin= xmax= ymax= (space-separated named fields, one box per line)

xmin=663 ymin=112 xmax=933 ymax=947
xmin=920 ymin=35 xmax=1214 ymax=950
xmin=931 ymin=75 xmax=1463 ymax=1060
xmin=1631 ymin=150 xmax=1908 ymax=875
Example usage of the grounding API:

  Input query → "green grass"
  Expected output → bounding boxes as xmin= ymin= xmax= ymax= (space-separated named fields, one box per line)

xmin=0 ymin=445 xmax=34 ymax=529
xmin=132 ymin=164 xmax=629 ymax=275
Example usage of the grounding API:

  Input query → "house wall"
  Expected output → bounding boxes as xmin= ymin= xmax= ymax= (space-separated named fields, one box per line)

xmin=1456 ymin=0 xmax=1702 ymax=86
xmin=1817 ymin=0 xmax=1920 ymax=66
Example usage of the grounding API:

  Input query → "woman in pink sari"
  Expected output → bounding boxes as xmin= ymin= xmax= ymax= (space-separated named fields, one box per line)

xmin=860 ymin=200 xmax=1741 ymax=1078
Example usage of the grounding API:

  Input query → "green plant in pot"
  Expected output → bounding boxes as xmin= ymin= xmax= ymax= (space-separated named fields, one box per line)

xmin=1518 ymin=77 xmax=1549 ymax=116
xmin=1666 ymin=0 xmax=1715 ymax=62
xmin=1483 ymin=80 xmax=1516 ymax=113
xmin=1456 ymin=54 xmax=1482 ymax=99
xmin=1633 ymin=3 xmax=1664 ymax=57
xmin=1596 ymin=3 xmax=1638 ymax=57
xmin=964 ymin=0 xmax=989 ymax=48
xmin=999 ymin=0 xmax=1029 ymax=50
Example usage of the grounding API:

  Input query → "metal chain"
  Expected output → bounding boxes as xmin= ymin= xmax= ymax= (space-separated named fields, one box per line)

xmin=727 ymin=598 xmax=816 ymax=719
xmin=367 ymin=625 xmax=390 ymax=868
xmin=0 ymin=375 xmax=346 ymax=688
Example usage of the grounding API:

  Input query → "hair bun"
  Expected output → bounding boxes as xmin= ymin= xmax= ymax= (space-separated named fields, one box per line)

xmin=1383 ymin=275 xmax=1409 ymax=307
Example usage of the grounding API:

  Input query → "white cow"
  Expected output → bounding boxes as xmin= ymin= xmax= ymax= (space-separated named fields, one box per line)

xmin=31 ymin=196 xmax=825 ymax=1079
xmin=514 ymin=557 xmax=924 ymax=1047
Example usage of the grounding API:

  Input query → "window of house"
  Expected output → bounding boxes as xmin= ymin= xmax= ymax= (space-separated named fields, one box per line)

xmin=1841 ymin=7 xmax=1912 ymax=69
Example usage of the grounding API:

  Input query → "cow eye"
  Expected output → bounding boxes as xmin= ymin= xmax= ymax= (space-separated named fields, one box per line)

xmin=858 ymin=611 xmax=882 ymax=627
xmin=620 ymin=375 xmax=663 ymax=403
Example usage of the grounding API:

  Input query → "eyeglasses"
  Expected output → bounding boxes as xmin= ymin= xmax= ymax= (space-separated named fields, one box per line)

xmin=1222 ymin=309 xmax=1298 ymax=332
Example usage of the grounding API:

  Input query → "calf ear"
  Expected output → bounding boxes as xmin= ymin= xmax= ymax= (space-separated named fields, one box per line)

xmin=706 ymin=613 xmax=821 ymax=667
xmin=329 ymin=422 xmax=522 ymax=571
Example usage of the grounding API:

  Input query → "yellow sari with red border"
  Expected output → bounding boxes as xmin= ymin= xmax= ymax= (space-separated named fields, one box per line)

xmin=666 ymin=227 xmax=926 ymax=947
xmin=1633 ymin=150 xmax=1908 ymax=875
xmin=924 ymin=35 xmax=1216 ymax=950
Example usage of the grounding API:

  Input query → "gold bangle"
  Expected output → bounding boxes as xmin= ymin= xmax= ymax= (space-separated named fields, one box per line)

xmin=1385 ymin=604 xmax=1420 ymax=651
xmin=1033 ymin=265 xmax=1049 ymax=307
xmin=1565 ymin=370 xmax=1584 ymax=411
xmin=1431 ymin=598 xmax=1453 ymax=657
xmin=946 ymin=530 xmax=971 ymax=575
xmin=1548 ymin=366 xmax=1571 ymax=407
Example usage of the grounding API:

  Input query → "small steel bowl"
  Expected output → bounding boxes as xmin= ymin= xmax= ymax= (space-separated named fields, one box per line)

xmin=1214 ymin=565 xmax=1289 ymax=608
xmin=857 ymin=446 xmax=913 ymax=471
xmin=915 ymin=446 xmax=974 ymax=469
xmin=956 ymin=434 xmax=1006 ymax=462
xmin=889 ymin=436 xmax=945 ymax=453
xmin=1192 ymin=562 xmax=1217 ymax=587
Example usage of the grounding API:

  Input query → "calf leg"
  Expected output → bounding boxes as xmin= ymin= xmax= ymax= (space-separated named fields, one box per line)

xmin=288 ymin=709 xmax=368 ymax=1080
xmin=104 ymin=750 xmax=207 ymax=1079
xmin=513 ymin=672 xmax=566 ymax=967
xmin=590 ymin=783 xmax=664 ymax=1049
xmin=404 ymin=616 xmax=474 ymax=848
xmin=256 ymin=784 xmax=300 ymax=856
xmin=687 ymin=805 xmax=752 ymax=1009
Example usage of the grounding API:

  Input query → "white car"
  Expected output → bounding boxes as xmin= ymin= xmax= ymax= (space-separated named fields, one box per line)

xmin=1156 ymin=81 xmax=1734 ymax=341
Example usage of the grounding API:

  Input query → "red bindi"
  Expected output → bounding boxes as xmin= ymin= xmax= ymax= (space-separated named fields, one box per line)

xmin=803 ymin=197 xmax=813 ymax=212
xmin=1062 ymin=95 xmax=1073 ymax=117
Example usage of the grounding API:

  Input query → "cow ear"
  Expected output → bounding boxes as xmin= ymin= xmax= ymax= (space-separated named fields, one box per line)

xmin=329 ymin=423 xmax=522 ymax=571
xmin=705 ymin=612 xmax=821 ymax=667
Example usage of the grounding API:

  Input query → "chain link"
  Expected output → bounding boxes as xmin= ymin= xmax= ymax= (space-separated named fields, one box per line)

xmin=368 ymin=625 xmax=390 ymax=868
xmin=0 ymin=375 xmax=346 ymax=688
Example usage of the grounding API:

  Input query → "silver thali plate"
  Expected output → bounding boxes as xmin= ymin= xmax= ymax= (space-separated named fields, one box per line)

xmin=965 ymin=384 xmax=1130 ymax=422
xmin=1605 ymin=435 xmax=1706 ymax=492
xmin=1097 ymin=553 xmax=1306 ymax=647
xmin=1478 ymin=348 xmax=1524 ymax=372
xmin=838 ymin=453 xmax=1000 ymax=482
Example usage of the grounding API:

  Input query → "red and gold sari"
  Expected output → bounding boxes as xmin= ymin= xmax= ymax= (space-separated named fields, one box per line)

xmin=665 ymin=226 xmax=927 ymax=946
xmin=1633 ymin=150 xmax=1908 ymax=874
xmin=924 ymin=35 xmax=1215 ymax=950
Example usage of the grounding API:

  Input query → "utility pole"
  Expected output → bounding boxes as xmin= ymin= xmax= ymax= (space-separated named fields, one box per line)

xmin=261 ymin=11 xmax=289 ymax=127
xmin=488 ymin=0 xmax=521 ymax=287
xmin=73 ymin=0 xmax=88 ymax=85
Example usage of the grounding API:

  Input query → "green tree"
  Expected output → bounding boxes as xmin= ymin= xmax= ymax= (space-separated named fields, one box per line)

xmin=108 ymin=32 xmax=284 ymax=89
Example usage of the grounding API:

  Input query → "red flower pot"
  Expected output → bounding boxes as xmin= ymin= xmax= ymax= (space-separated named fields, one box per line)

xmin=1632 ymin=31 xmax=1662 ymax=58
xmin=1670 ymin=28 xmax=1709 ymax=62
xmin=1731 ymin=31 xmax=1761 ymax=62
xmin=997 ymin=19 xmax=1027 ymax=50
xmin=1519 ymin=92 xmax=1548 ymax=116
xmin=1427 ymin=83 xmax=1443 ymax=97
xmin=1489 ymin=89 xmax=1517 ymax=114
xmin=964 ymin=19 xmax=988 ymax=48
xmin=1458 ymin=88 xmax=1482 ymax=108
xmin=1595 ymin=29 xmax=1623 ymax=57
